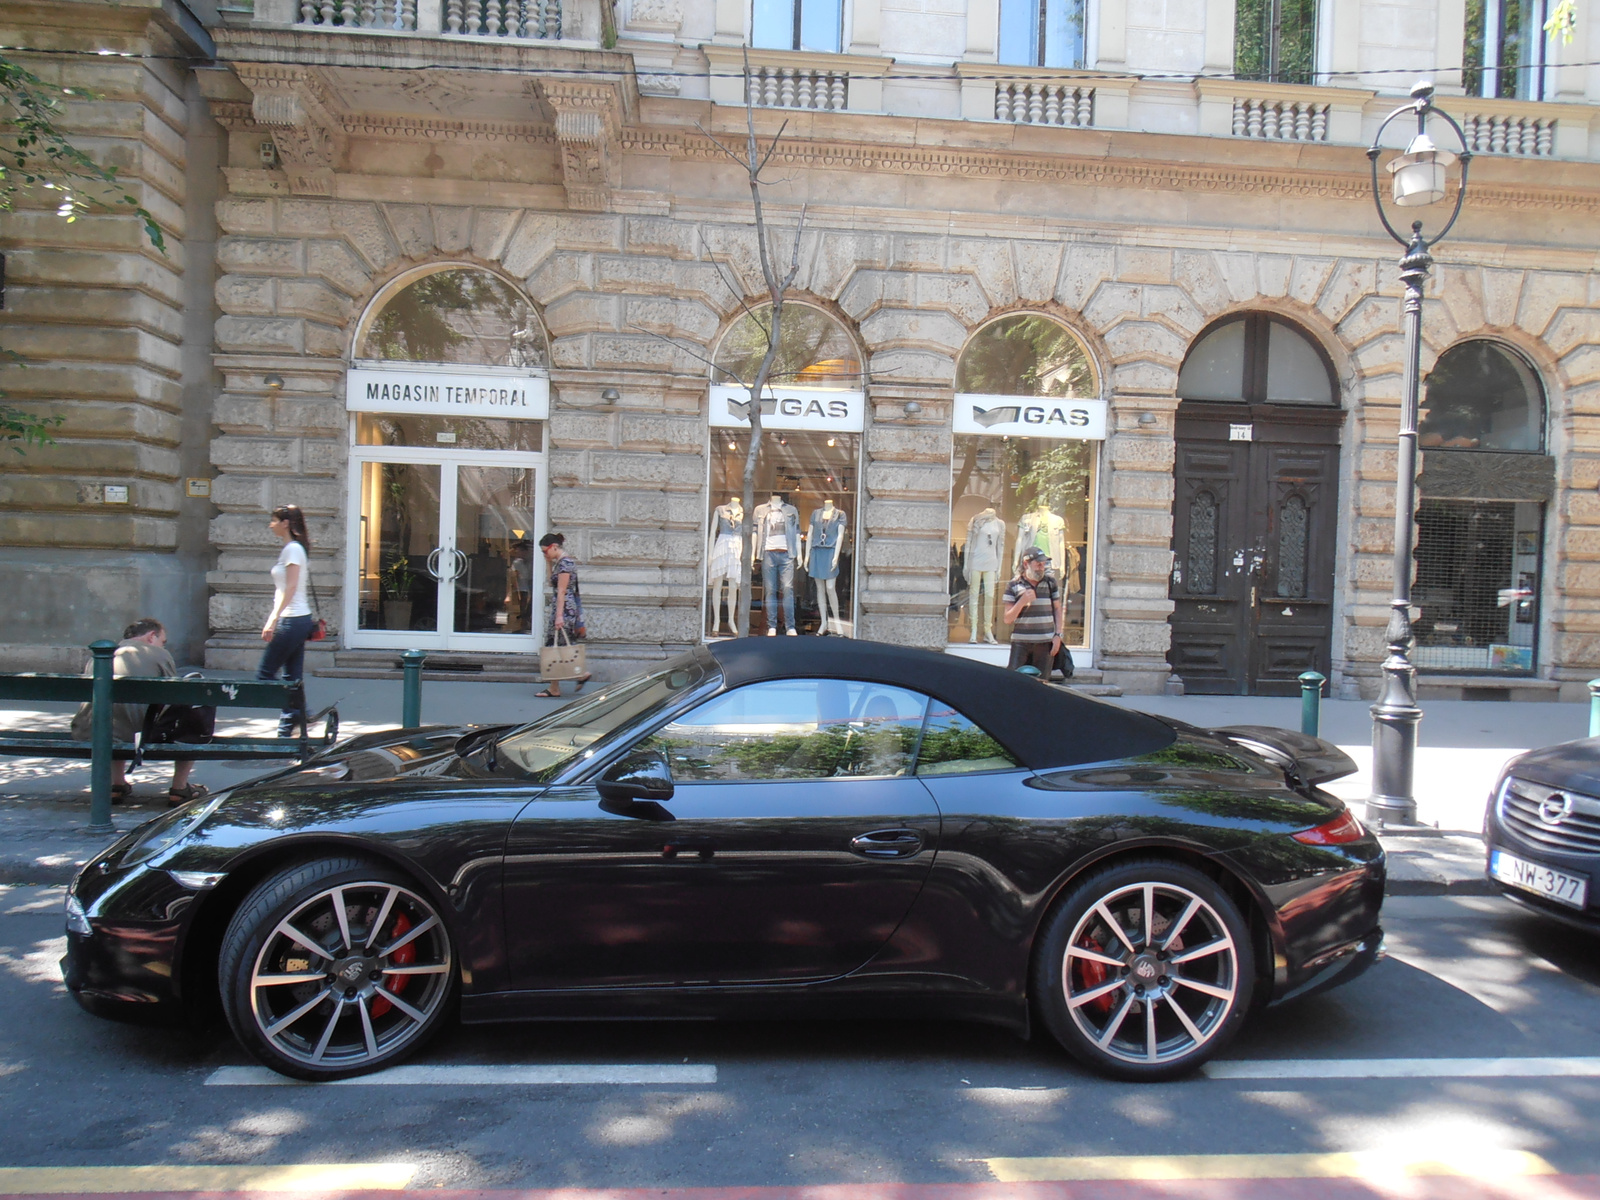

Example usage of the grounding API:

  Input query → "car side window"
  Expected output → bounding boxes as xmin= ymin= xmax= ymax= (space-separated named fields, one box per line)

xmin=914 ymin=703 xmax=1020 ymax=775
xmin=641 ymin=679 xmax=929 ymax=782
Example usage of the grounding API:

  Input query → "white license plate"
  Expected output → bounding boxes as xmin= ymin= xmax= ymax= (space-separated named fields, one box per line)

xmin=1491 ymin=850 xmax=1589 ymax=910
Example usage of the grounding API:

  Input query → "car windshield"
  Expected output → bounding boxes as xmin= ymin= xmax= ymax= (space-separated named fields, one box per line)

xmin=496 ymin=656 xmax=710 ymax=782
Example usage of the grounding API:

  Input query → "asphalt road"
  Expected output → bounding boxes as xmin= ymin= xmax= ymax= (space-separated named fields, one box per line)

xmin=3 ymin=887 xmax=1600 ymax=1192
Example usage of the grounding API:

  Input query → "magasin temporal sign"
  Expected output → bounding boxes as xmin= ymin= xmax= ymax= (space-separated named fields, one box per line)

xmin=346 ymin=362 xmax=550 ymax=420
xmin=708 ymin=385 xmax=866 ymax=432
xmin=953 ymin=394 xmax=1107 ymax=440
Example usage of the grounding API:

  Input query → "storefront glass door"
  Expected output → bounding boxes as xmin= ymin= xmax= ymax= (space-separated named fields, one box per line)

xmin=349 ymin=442 xmax=544 ymax=652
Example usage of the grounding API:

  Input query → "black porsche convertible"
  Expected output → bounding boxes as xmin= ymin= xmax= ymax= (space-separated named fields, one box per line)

xmin=63 ymin=638 xmax=1384 ymax=1082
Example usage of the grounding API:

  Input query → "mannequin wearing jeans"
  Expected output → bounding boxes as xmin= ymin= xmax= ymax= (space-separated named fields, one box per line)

xmin=753 ymin=494 xmax=800 ymax=635
xmin=706 ymin=497 xmax=743 ymax=635
xmin=964 ymin=507 xmax=1005 ymax=644
xmin=805 ymin=500 xmax=848 ymax=636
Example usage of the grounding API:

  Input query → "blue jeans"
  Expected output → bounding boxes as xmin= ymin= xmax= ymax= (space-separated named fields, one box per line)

xmin=761 ymin=550 xmax=796 ymax=632
xmin=258 ymin=613 xmax=314 ymax=736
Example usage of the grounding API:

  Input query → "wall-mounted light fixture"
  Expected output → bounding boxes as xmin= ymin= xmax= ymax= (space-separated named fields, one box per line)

xmin=903 ymin=401 xmax=922 ymax=416
xmin=264 ymin=374 xmax=285 ymax=389
xmin=1138 ymin=412 xmax=1158 ymax=427
xmin=601 ymin=387 xmax=621 ymax=402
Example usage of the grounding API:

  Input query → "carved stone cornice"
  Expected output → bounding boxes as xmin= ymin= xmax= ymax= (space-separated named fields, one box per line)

xmin=338 ymin=113 xmax=557 ymax=145
xmin=232 ymin=63 xmax=348 ymax=197
xmin=532 ymin=79 xmax=626 ymax=212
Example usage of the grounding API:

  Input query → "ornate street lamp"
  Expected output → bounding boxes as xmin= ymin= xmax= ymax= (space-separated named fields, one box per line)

xmin=1364 ymin=81 xmax=1472 ymax=827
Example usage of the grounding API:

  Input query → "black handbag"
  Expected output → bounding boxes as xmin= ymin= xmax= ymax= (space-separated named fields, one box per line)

xmin=142 ymin=701 xmax=217 ymax=745
xmin=1053 ymin=642 xmax=1075 ymax=680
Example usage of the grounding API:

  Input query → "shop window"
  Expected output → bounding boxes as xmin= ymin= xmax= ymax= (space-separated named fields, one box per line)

xmin=950 ymin=315 xmax=1102 ymax=651
xmin=1464 ymin=0 xmax=1553 ymax=101
xmin=751 ymin=0 xmax=842 ymax=53
xmin=1235 ymin=0 xmax=1317 ymax=86
xmin=1420 ymin=341 xmax=1544 ymax=452
xmin=359 ymin=268 xmax=548 ymax=368
xmin=1177 ymin=314 xmax=1335 ymax=405
xmin=1413 ymin=500 xmax=1541 ymax=673
xmin=708 ymin=303 xmax=863 ymax=638
xmin=998 ymin=0 xmax=1086 ymax=68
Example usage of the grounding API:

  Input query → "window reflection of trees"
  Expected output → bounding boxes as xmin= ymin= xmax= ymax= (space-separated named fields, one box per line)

xmin=713 ymin=304 xmax=862 ymax=386
xmin=956 ymin=315 xmax=1096 ymax=398
xmin=362 ymin=269 xmax=549 ymax=367
xmin=914 ymin=709 xmax=1018 ymax=775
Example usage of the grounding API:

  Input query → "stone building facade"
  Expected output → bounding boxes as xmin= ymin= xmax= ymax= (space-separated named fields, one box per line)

xmin=5 ymin=0 xmax=1600 ymax=698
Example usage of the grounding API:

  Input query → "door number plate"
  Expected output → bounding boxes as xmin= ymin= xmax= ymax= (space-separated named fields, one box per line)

xmin=1229 ymin=423 xmax=1254 ymax=442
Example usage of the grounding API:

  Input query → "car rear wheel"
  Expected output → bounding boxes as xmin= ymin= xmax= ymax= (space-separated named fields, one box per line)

xmin=219 ymin=857 xmax=455 ymax=1081
xmin=1034 ymin=858 xmax=1254 ymax=1081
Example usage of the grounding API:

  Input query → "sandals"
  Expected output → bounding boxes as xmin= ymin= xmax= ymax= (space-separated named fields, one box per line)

xmin=167 ymin=783 xmax=209 ymax=808
xmin=574 ymin=675 xmax=592 ymax=692
xmin=535 ymin=687 xmax=561 ymax=698
xmin=110 ymin=783 xmax=133 ymax=806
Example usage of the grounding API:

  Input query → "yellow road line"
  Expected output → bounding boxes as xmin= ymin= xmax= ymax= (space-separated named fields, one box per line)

xmin=982 ymin=1150 xmax=1557 ymax=1182
xmin=0 ymin=1165 xmax=416 ymax=1194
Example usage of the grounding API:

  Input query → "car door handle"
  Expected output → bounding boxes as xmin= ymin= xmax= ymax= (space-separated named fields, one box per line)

xmin=850 ymin=829 xmax=923 ymax=859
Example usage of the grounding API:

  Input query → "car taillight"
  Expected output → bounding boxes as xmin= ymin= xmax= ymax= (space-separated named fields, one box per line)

xmin=1291 ymin=809 xmax=1367 ymax=845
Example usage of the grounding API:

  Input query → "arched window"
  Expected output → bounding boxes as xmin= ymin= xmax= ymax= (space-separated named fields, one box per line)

xmin=713 ymin=302 xmax=860 ymax=385
xmin=359 ymin=268 xmax=548 ymax=368
xmin=1420 ymin=340 xmax=1544 ymax=452
xmin=956 ymin=313 xmax=1098 ymax=397
xmin=1177 ymin=314 xmax=1336 ymax=405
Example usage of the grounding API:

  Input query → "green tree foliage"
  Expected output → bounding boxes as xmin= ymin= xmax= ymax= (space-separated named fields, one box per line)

xmin=1234 ymin=0 xmax=1317 ymax=86
xmin=955 ymin=314 xmax=1093 ymax=397
xmin=362 ymin=269 xmax=539 ymax=365
xmin=714 ymin=303 xmax=860 ymax=385
xmin=2 ymin=51 xmax=165 ymax=453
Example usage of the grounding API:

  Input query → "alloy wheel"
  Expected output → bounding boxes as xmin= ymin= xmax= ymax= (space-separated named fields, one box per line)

xmin=247 ymin=881 xmax=452 ymax=1069
xmin=1060 ymin=880 xmax=1239 ymax=1066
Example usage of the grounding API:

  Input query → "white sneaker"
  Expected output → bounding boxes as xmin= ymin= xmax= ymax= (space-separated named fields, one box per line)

xmin=786 ymin=628 xmax=797 ymax=635
xmin=766 ymin=627 xmax=777 ymax=636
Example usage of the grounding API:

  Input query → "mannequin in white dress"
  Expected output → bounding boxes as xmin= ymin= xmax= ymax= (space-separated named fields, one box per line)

xmin=964 ymin=507 xmax=1005 ymax=644
xmin=706 ymin=496 xmax=743 ymax=635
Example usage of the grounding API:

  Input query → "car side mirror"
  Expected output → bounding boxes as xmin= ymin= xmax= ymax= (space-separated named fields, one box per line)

xmin=597 ymin=751 xmax=674 ymax=804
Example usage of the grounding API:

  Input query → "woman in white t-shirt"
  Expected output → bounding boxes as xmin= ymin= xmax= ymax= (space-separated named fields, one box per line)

xmin=259 ymin=504 xmax=316 ymax=737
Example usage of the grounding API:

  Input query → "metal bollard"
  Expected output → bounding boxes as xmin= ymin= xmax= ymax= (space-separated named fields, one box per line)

xmin=401 ymin=649 xmax=427 ymax=729
xmin=1589 ymin=678 xmax=1600 ymax=738
xmin=1299 ymin=670 xmax=1326 ymax=739
xmin=86 ymin=640 xmax=118 ymax=834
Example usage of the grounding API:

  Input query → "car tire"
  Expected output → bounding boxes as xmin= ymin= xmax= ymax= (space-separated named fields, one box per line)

xmin=1033 ymin=857 xmax=1254 ymax=1081
xmin=218 ymin=856 xmax=456 ymax=1081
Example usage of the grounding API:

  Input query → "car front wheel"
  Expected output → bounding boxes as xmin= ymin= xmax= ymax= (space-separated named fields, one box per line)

xmin=219 ymin=857 xmax=455 ymax=1081
xmin=1034 ymin=858 xmax=1254 ymax=1081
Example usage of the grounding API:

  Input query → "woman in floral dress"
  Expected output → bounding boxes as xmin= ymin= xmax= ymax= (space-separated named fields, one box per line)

xmin=535 ymin=532 xmax=591 ymax=697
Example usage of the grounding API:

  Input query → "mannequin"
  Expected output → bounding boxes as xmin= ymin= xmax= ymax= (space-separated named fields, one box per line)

xmin=706 ymin=496 xmax=744 ymax=635
xmin=752 ymin=492 xmax=801 ymax=635
xmin=1016 ymin=506 xmax=1069 ymax=581
xmin=964 ymin=507 xmax=1006 ymax=644
xmin=805 ymin=499 xmax=849 ymax=636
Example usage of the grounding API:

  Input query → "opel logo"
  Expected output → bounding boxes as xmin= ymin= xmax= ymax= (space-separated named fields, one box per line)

xmin=1539 ymin=792 xmax=1574 ymax=825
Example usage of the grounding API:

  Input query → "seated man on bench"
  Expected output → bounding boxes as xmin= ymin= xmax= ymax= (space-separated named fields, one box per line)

xmin=70 ymin=618 xmax=205 ymax=807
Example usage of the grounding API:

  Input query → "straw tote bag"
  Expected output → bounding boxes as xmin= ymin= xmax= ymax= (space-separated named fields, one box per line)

xmin=539 ymin=627 xmax=587 ymax=681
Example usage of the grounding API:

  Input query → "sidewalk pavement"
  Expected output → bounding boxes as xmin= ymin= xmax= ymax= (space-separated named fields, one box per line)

xmin=2 ymin=674 xmax=1580 ymax=896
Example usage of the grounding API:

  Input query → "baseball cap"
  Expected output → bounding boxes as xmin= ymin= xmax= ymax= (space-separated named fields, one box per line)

xmin=1020 ymin=547 xmax=1048 ymax=564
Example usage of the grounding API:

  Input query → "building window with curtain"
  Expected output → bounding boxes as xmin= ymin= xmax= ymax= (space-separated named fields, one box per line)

xmin=1234 ymin=0 xmax=1317 ymax=86
xmin=1464 ymin=0 xmax=1553 ymax=100
xmin=1413 ymin=340 xmax=1550 ymax=675
xmin=752 ymin=0 xmax=843 ymax=53
xmin=998 ymin=0 xmax=1087 ymax=69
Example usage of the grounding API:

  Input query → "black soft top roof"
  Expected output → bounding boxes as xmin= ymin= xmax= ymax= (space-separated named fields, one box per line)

xmin=703 ymin=638 xmax=1174 ymax=769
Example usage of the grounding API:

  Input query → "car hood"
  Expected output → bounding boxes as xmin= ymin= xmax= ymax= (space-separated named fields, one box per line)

xmin=245 ymin=724 xmax=502 ymax=788
xmin=1506 ymin=736 xmax=1600 ymax=794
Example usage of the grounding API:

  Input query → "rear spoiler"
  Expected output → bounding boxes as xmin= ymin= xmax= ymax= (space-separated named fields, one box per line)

xmin=1213 ymin=725 xmax=1358 ymax=786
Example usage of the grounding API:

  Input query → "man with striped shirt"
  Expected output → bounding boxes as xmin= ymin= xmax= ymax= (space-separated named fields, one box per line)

xmin=1002 ymin=546 xmax=1063 ymax=675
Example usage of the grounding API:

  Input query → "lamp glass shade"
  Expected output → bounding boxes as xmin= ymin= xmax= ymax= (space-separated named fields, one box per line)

xmin=1385 ymin=134 xmax=1457 ymax=208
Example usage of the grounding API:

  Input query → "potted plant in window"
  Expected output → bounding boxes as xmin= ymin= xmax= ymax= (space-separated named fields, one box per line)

xmin=383 ymin=556 xmax=417 ymax=630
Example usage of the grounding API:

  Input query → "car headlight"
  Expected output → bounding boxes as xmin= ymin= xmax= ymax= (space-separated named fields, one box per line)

xmin=121 ymin=792 xmax=228 ymax=867
xmin=64 ymin=894 xmax=90 ymax=935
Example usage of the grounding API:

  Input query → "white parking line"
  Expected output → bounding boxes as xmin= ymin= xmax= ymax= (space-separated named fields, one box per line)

xmin=1204 ymin=1057 xmax=1600 ymax=1080
xmin=206 ymin=1063 xmax=717 ymax=1086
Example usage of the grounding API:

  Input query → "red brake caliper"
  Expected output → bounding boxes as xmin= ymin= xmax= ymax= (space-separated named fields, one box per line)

xmin=370 ymin=911 xmax=413 ymax=1019
xmin=1075 ymin=935 xmax=1116 ymax=1015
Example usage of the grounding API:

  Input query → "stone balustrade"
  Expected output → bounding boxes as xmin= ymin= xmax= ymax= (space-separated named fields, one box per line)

xmin=1448 ymin=96 xmax=1596 ymax=159
xmin=704 ymin=46 xmax=891 ymax=114
xmin=295 ymin=0 xmax=417 ymax=28
xmin=1232 ymin=95 xmax=1329 ymax=141
xmin=994 ymin=80 xmax=1094 ymax=127
xmin=444 ymin=0 xmax=561 ymax=38
xmin=260 ymin=0 xmax=582 ymax=38
xmin=1197 ymin=79 xmax=1371 ymax=146
xmin=745 ymin=64 xmax=848 ymax=111
xmin=956 ymin=65 xmax=1133 ymax=129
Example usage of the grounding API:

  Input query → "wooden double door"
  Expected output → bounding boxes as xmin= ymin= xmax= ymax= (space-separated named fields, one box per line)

xmin=1168 ymin=402 xmax=1342 ymax=696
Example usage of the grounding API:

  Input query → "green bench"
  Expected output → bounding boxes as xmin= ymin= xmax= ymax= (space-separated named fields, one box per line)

xmin=0 ymin=640 xmax=338 ymax=833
